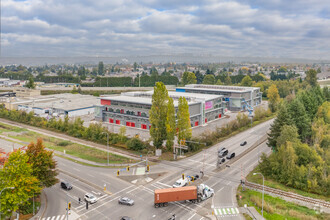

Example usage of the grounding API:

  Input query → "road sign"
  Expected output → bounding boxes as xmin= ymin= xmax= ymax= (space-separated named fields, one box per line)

xmin=175 ymin=144 xmax=188 ymax=150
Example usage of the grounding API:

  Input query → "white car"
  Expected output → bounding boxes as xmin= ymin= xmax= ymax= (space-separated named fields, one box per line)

xmin=173 ymin=178 xmax=188 ymax=188
xmin=84 ymin=193 xmax=98 ymax=204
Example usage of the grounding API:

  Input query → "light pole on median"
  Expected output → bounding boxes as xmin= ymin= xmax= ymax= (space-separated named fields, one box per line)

xmin=253 ymin=172 xmax=264 ymax=217
xmin=102 ymin=132 xmax=110 ymax=166
xmin=0 ymin=187 xmax=15 ymax=220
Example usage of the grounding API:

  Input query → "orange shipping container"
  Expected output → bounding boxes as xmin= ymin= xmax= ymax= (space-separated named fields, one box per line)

xmin=154 ymin=186 xmax=197 ymax=204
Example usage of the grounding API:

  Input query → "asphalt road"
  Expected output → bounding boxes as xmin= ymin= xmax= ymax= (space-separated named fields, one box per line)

xmin=39 ymin=119 xmax=273 ymax=220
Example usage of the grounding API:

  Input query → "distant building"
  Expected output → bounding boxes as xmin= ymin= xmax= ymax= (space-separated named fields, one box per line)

xmin=95 ymin=91 xmax=225 ymax=129
xmin=176 ymin=84 xmax=262 ymax=111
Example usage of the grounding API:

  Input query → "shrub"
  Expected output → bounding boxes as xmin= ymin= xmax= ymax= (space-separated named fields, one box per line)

xmin=58 ymin=141 xmax=71 ymax=146
xmin=126 ymin=138 xmax=146 ymax=151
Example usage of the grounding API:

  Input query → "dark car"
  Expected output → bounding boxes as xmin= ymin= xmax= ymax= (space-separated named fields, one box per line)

xmin=60 ymin=181 xmax=72 ymax=190
xmin=226 ymin=152 xmax=235 ymax=159
xmin=240 ymin=141 xmax=247 ymax=146
xmin=168 ymin=214 xmax=176 ymax=220
xmin=120 ymin=217 xmax=133 ymax=220
xmin=118 ymin=197 xmax=134 ymax=206
xmin=219 ymin=149 xmax=228 ymax=157
xmin=218 ymin=157 xmax=226 ymax=164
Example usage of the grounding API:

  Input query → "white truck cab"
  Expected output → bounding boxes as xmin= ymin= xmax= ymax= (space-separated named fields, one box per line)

xmin=172 ymin=178 xmax=188 ymax=188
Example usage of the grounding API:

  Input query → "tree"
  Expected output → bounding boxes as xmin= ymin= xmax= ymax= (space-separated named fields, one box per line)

xmin=71 ymin=86 xmax=78 ymax=94
xmin=267 ymin=104 xmax=294 ymax=150
xmin=202 ymin=74 xmax=215 ymax=85
xmin=305 ymin=69 xmax=318 ymax=87
xmin=267 ymin=84 xmax=280 ymax=112
xmin=194 ymin=71 xmax=204 ymax=84
xmin=0 ymin=149 xmax=41 ymax=217
xmin=149 ymin=82 xmax=169 ymax=148
xmin=177 ymin=97 xmax=192 ymax=143
xmin=241 ymin=75 xmax=253 ymax=87
xmin=165 ymin=98 xmax=176 ymax=150
xmin=26 ymin=139 xmax=58 ymax=187
xmin=276 ymin=125 xmax=299 ymax=147
xmin=224 ymin=75 xmax=232 ymax=85
xmin=98 ymin=61 xmax=104 ymax=75
xmin=287 ymin=99 xmax=311 ymax=142
xmin=25 ymin=77 xmax=36 ymax=89
xmin=215 ymin=79 xmax=222 ymax=85
xmin=119 ymin=126 xmax=127 ymax=141
xmin=181 ymin=72 xmax=197 ymax=85
xmin=133 ymin=62 xmax=138 ymax=71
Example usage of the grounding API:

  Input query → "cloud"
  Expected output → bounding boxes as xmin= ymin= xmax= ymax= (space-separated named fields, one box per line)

xmin=2 ymin=0 xmax=330 ymax=59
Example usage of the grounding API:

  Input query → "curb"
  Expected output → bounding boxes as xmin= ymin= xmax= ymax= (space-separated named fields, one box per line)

xmin=33 ymin=190 xmax=47 ymax=220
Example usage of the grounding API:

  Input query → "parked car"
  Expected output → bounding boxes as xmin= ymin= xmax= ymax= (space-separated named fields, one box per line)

xmin=173 ymin=178 xmax=188 ymax=188
xmin=218 ymin=147 xmax=226 ymax=153
xmin=240 ymin=141 xmax=247 ymax=146
xmin=118 ymin=197 xmax=134 ymax=206
xmin=218 ymin=149 xmax=228 ymax=157
xmin=120 ymin=217 xmax=133 ymax=220
xmin=84 ymin=193 xmax=98 ymax=204
xmin=218 ymin=157 xmax=226 ymax=164
xmin=226 ymin=152 xmax=235 ymax=159
xmin=168 ymin=214 xmax=176 ymax=220
xmin=60 ymin=181 xmax=72 ymax=190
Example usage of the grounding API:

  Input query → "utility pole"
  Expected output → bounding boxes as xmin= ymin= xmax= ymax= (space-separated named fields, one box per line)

xmin=102 ymin=132 xmax=109 ymax=166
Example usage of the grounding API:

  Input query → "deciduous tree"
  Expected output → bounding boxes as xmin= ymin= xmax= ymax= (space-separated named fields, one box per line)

xmin=149 ymin=82 xmax=169 ymax=148
xmin=182 ymin=72 xmax=197 ymax=85
xmin=26 ymin=139 xmax=58 ymax=187
xmin=0 ymin=149 xmax=41 ymax=217
xmin=177 ymin=97 xmax=192 ymax=143
xmin=241 ymin=75 xmax=253 ymax=87
xmin=267 ymin=84 xmax=280 ymax=112
xmin=202 ymin=74 xmax=215 ymax=85
xmin=165 ymin=98 xmax=176 ymax=150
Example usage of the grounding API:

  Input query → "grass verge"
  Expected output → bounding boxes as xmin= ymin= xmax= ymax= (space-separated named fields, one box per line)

xmin=237 ymin=186 xmax=329 ymax=220
xmin=246 ymin=166 xmax=330 ymax=202
xmin=0 ymin=122 xmax=134 ymax=165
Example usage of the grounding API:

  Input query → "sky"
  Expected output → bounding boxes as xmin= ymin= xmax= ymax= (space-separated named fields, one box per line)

xmin=2 ymin=0 xmax=330 ymax=59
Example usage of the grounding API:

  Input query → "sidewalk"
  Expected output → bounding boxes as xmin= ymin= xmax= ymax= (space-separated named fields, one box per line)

xmin=32 ymin=190 xmax=47 ymax=220
xmin=240 ymin=206 xmax=265 ymax=220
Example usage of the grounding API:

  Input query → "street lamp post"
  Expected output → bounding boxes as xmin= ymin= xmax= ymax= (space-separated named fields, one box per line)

xmin=253 ymin=173 xmax=264 ymax=216
xmin=0 ymin=187 xmax=15 ymax=220
xmin=102 ymin=132 xmax=109 ymax=166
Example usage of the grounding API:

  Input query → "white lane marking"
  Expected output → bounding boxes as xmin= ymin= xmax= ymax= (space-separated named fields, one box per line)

xmin=55 ymin=216 xmax=61 ymax=220
xmin=188 ymin=159 xmax=215 ymax=167
xmin=132 ymin=168 xmax=136 ymax=175
xmin=51 ymin=216 xmax=56 ymax=220
xmin=200 ymin=217 xmax=204 ymax=220
xmin=187 ymin=213 xmax=196 ymax=220
xmin=236 ymin=207 xmax=239 ymax=213
xmin=60 ymin=215 xmax=66 ymax=220
xmin=156 ymin=181 xmax=171 ymax=188
xmin=227 ymin=208 xmax=231 ymax=214
xmin=127 ymin=186 xmax=140 ymax=194
xmin=81 ymin=196 xmax=120 ymax=216
xmin=222 ymin=208 xmax=226 ymax=215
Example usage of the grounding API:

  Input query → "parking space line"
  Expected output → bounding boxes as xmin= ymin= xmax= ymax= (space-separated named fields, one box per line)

xmin=187 ymin=213 xmax=196 ymax=220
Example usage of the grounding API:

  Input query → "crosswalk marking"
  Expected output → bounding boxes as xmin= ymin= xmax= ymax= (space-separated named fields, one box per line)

xmin=43 ymin=215 xmax=65 ymax=220
xmin=213 ymin=207 xmax=240 ymax=216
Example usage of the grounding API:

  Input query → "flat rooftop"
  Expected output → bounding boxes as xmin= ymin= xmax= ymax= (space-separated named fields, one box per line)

xmin=178 ymin=84 xmax=259 ymax=93
xmin=101 ymin=91 xmax=222 ymax=106
xmin=18 ymin=93 xmax=99 ymax=111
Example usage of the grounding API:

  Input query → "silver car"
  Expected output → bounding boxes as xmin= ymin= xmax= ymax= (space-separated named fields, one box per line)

xmin=84 ymin=193 xmax=98 ymax=204
xmin=118 ymin=197 xmax=134 ymax=206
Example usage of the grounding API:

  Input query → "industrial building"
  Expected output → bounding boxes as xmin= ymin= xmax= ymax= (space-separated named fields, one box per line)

xmin=176 ymin=84 xmax=262 ymax=111
xmin=95 ymin=91 xmax=225 ymax=129
xmin=2 ymin=93 xmax=99 ymax=118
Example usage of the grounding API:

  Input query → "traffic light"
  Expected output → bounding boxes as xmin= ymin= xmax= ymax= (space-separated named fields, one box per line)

xmin=147 ymin=165 xmax=150 ymax=172
xmin=127 ymin=166 xmax=130 ymax=171
xmin=191 ymin=176 xmax=194 ymax=182
xmin=68 ymin=202 xmax=71 ymax=210
xmin=182 ymin=173 xmax=185 ymax=180
xmin=117 ymin=170 xmax=119 ymax=176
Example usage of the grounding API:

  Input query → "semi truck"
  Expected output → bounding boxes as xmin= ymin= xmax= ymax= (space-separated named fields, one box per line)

xmin=154 ymin=184 xmax=214 ymax=208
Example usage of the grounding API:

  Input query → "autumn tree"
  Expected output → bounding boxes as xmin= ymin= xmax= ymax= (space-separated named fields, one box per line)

xmin=0 ymin=149 xmax=41 ymax=217
xmin=177 ymin=97 xmax=192 ymax=143
xmin=165 ymin=98 xmax=176 ymax=150
xmin=149 ymin=82 xmax=169 ymax=148
xmin=181 ymin=72 xmax=197 ymax=85
xmin=241 ymin=75 xmax=253 ymax=87
xmin=202 ymin=74 xmax=215 ymax=85
xmin=267 ymin=84 xmax=280 ymax=112
xmin=26 ymin=139 xmax=58 ymax=187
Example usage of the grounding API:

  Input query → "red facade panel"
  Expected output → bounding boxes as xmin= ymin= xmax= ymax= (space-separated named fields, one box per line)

xmin=205 ymin=118 xmax=208 ymax=123
xmin=219 ymin=114 xmax=221 ymax=118
xmin=194 ymin=121 xmax=199 ymax=126
xmin=109 ymin=118 xmax=114 ymax=123
xmin=101 ymin=99 xmax=111 ymax=105
xmin=116 ymin=120 xmax=120 ymax=125
xmin=131 ymin=123 xmax=135 ymax=127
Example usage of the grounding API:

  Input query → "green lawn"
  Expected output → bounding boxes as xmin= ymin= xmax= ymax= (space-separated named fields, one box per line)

xmin=0 ymin=122 xmax=134 ymax=165
xmin=237 ymin=186 xmax=329 ymax=220
xmin=246 ymin=166 xmax=330 ymax=202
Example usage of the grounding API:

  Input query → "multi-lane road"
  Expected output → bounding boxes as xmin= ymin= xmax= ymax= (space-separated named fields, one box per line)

xmin=39 ymin=119 xmax=273 ymax=220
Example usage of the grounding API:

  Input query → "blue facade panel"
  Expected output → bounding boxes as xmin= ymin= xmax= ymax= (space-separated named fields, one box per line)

xmin=176 ymin=88 xmax=186 ymax=92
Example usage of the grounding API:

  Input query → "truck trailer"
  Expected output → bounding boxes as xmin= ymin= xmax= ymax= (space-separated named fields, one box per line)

xmin=154 ymin=184 xmax=214 ymax=208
